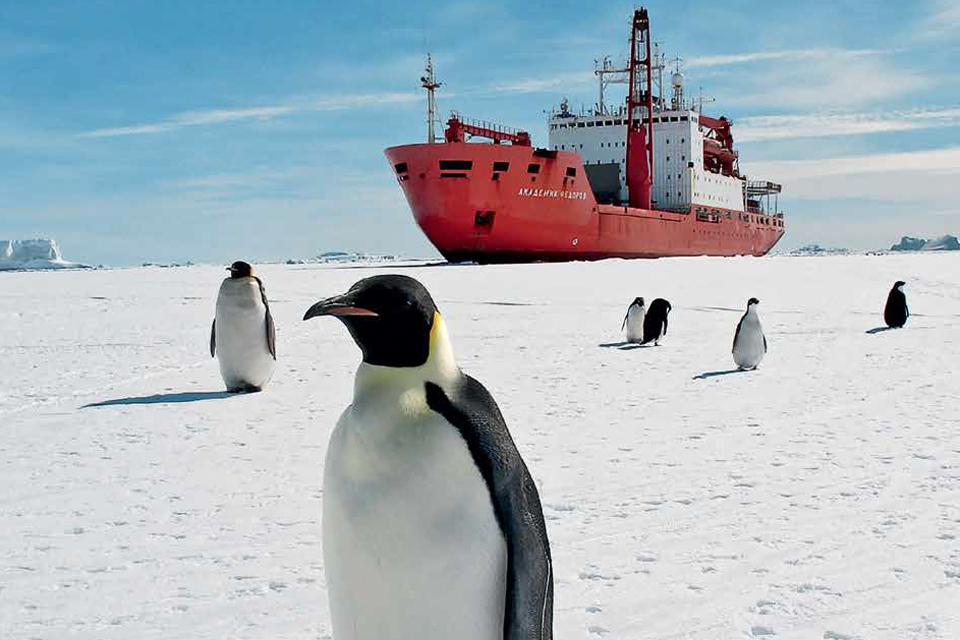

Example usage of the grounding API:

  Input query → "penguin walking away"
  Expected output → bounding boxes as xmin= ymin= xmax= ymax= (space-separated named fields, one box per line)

xmin=884 ymin=281 xmax=909 ymax=328
xmin=210 ymin=261 xmax=276 ymax=392
xmin=303 ymin=275 xmax=553 ymax=640
xmin=622 ymin=297 xmax=646 ymax=343
xmin=641 ymin=298 xmax=672 ymax=346
xmin=732 ymin=297 xmax=766 ymax=370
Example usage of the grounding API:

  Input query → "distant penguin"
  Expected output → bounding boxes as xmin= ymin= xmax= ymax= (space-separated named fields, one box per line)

xmin=210 ymin=261 xmax=276 ymax=392
xmin=732 ymin=297 xmax=766 ymax=370
xmin=884 ymin=281 xmax=909 ymax=328
xmin=303 ymin=275 xmax=553 ymax=640
xmin=641 ymin=298 xmax=672 ymax=346
xmin=622 ymin=297 xmax=646 ymax=343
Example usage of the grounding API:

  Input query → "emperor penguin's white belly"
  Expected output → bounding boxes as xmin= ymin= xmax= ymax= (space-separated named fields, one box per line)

xmin=215 ymin=280 xmax=275 ymax=390
xmin=323 ymin=404 xmax=507 ymax=640
xmin=733 ymin=317 xmax=765 ymax=369
xmin=624 ymin=305 xmax=645 ymax=343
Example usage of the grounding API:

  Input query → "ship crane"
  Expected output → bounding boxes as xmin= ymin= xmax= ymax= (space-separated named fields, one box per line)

xmin=699 ymin=114 xmax=739 ymax=176
xmin=444 ymin=112 xmax=531 ymax=146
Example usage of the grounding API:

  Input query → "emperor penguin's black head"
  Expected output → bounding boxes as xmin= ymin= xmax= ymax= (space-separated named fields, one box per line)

xmin=228 ymin=261 xmax=253 ymax=278
xmin=747 ymin=297 xmax=760 ymax=308
xmin=303 ymin=274 xmax=439 ymax=367
xmin=633 ymin=297 xmax=645 ymax=307
xmin=893 ymin=280 xmax=906 ymax=290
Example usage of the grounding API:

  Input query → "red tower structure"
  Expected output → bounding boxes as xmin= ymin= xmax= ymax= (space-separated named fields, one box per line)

xmin=625 ymin=8 xmax=655 ymax=209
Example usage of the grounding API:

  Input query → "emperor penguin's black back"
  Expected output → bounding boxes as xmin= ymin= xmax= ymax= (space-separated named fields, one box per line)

xmin=642 ymin=298 xmax=672 ymax=343
xmin=884 ymin=286 xmax=908 ymax=328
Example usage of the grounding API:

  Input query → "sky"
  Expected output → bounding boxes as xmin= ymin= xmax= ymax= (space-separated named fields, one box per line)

xmin=2 ymin=0 xmax=959 ymax=265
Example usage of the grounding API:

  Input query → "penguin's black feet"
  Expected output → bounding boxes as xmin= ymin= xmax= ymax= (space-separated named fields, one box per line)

xmin=228 ymin=384 xmax=262 ymax=394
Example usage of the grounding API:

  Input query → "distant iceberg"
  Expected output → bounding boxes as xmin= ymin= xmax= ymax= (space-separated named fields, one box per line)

xmin=0 ymin=239 xmax=89 ymax=271
xmin=889 ymin=235 xmax=959 ymax=252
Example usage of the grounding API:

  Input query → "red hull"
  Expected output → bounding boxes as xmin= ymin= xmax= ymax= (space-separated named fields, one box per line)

xmin=385 ymin=143 xmax=784 ymax=263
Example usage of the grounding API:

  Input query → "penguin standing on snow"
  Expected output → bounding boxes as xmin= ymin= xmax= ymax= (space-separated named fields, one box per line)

xmin=303 ymin=275 xmax=553 ymax=640
xmin=210 ymin=261 xmax=276 ymax=392
xmin=641 ymin=298 xmax=672 ymax=346
xmin=732 ymin=297 xmax=766 ymax=370
xmin=622 ymin=297 xmax=646 ymax=343
xmin=884 ymin=280 xmax=909 ymax=328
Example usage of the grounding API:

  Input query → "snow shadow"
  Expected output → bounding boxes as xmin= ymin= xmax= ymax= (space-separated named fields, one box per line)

xmin=599 ymin=341 xmax=646 ymax=350
xmin=83 ymin=391 xmax=235 ymax=407
xmin=866 ymin=326 xmax=893 ymax=334
xmin=693 ymin=368 xmax=746 ymax=379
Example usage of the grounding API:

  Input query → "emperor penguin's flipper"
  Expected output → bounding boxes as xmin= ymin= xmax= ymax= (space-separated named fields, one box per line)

xmin=254 ymin=276 xmax=277 ymax=360
xmin=210 ymin=319 xmax=216 ymax=357
xmin=266 ymin=307 xmax=276 ymax=359
xmin=732 ymin=316 xmax=744 ymax=353
xmin=425 ymin=378 xmax=554 ymax=640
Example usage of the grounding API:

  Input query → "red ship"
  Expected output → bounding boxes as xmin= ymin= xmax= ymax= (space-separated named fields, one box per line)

xmin=385 ymin=8 xmax=785 ymax=263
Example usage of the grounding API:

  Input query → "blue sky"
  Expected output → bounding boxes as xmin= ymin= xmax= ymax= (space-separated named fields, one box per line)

xmin=2 ymin=0 xmax=959 ymax=265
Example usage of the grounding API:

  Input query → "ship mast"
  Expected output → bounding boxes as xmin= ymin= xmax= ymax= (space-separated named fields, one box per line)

xmin=594 ymin=55 xmax=629 ymax=115
xmin=420 ymin=54 xmax=442 ymax=143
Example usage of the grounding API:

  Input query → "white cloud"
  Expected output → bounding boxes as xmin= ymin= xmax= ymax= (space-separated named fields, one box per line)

xmin=741 ymin=146 xmax=960 ymax=203
xmin=687 ymin=47 xmax=885 ymax=69
xmin=917 ymin=0 xmax=960 ymax=39
xmin=78 ymin=68 xmax=594 ymax=140
xmin=715 ymin=54 xmax=932 ymax=110
xmin=486 ymin=72 xmax=594 ymax=95
xmin=736 ymin=107 xmax=960 ymax=142
xmin=79 ymin=93 xmax=420 ymax=139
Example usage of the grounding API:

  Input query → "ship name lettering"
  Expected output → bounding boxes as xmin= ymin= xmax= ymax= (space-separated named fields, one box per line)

xmin=517 ymin=187 xmax=586 ymax=200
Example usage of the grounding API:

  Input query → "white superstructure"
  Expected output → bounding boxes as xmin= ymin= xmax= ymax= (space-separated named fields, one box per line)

xmin=547 ymin=105 xmax=745 ymax=211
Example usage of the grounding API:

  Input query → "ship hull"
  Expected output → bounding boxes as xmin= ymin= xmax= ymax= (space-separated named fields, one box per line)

xmin=385 ymin=143 xmax=784 ymax=263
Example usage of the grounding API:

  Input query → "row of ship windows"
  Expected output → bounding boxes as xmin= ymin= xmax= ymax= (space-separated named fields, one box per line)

xmin=692 ymin=208 xmax=784 ymax=228
xmin=550 ymin=115 xmax=692 ymax=130
xmin=393 ymin=160 xmax=580 ymax=178
xmin=552 ymin=138 xmax=685 ymax=151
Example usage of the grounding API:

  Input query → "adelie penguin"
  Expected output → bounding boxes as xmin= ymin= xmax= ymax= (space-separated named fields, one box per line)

xmin=641 ymin=298 xmax=672 ymax=346
xmin=884 ymin=280 xmax=909 ymax=328
xmin=210 ymin=261 xmax=276 ymax=392
xmin=622 ymin=297 xmax=646 ymax=343
xmin=303 ymin=275 xmax=553 ymax=640
xmin=732 ymin=297 xmax=766 ymax=370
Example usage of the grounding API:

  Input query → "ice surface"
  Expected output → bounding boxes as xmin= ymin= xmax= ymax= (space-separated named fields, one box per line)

xmin=0 ymin=238 xmax=86 ymax=270
xmin=2 ymin=254 xmax=959 ymax=639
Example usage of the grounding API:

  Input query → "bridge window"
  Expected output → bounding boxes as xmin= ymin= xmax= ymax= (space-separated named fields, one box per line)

xmin=566 ymin=167 xmax=577 ymax=177
xmin=493 ymin=161 xmax=509 ymax=172
xmin=527 ymin=163 xmax=541 ymax=174
xmin=393 ymin=162 xmax=408 ymax=174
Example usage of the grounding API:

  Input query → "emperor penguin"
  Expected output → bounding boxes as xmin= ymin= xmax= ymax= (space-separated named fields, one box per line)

xmin=210 ymin=261 xmax=276 ymax=392
xmin=641 ymin=298 xmax=672 ymax=346
xmin=303 ymin=274 xmax=553 ymax=640
xmin=622 ymin=297 xmax=646 ymax=343
xmin=884 ymin=281 xmax=909 ymax=328
xmin=732 ymin=297 xmax=766 ymax=370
